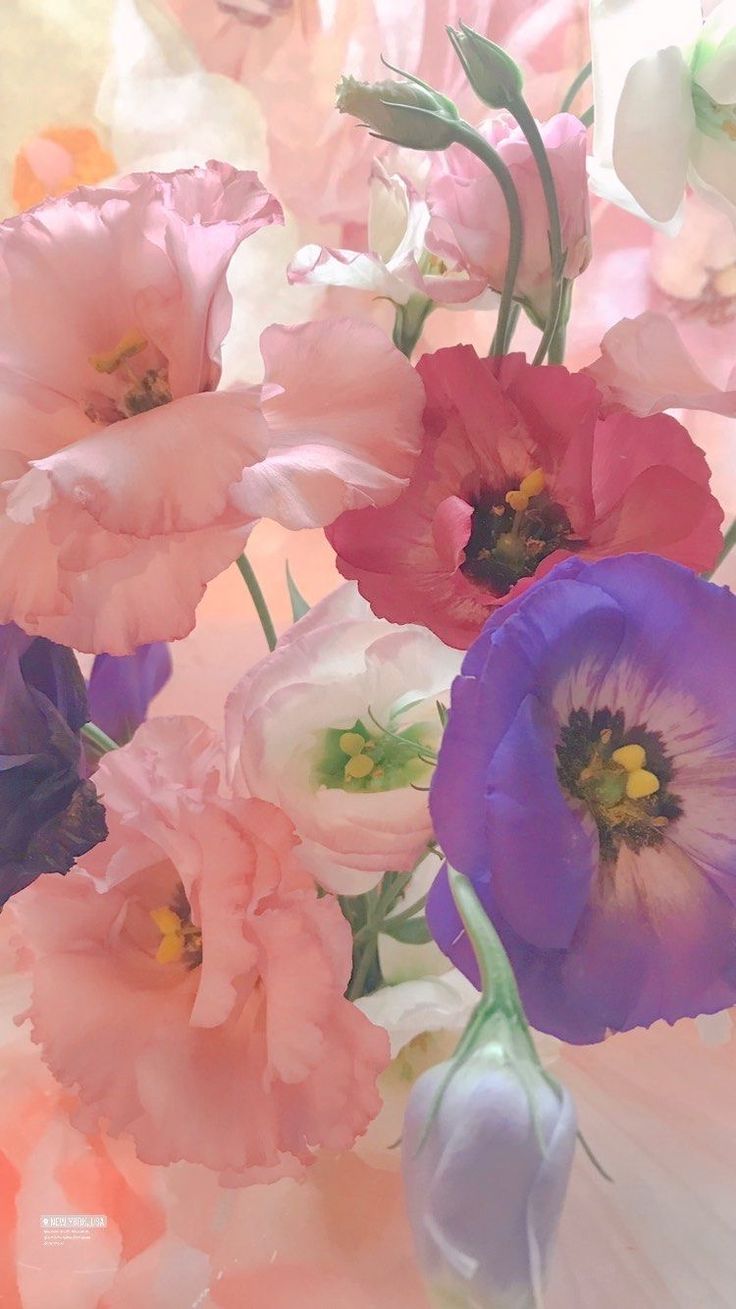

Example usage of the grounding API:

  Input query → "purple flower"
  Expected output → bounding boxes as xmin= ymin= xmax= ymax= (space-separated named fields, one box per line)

xmin=0 ymin=625 xmax=107 ymax=906
xmin=428 ymin=554 xmax=736 ymax=1043
xmin=87 ymin=643 xmax=172 ymax=745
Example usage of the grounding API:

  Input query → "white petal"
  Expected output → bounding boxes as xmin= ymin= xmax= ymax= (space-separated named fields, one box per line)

xmin=613 ymin=46 xmax=695 ymax=222
xmin=590 ymin=0 xmax=702 ymax=169
xmin=690 ymin=129 xmax=736 ymax=214
xmin=697 ymin=2 xmax=736 ymax=102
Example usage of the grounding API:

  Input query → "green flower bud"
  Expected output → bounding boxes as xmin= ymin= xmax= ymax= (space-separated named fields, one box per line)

xmin=336 ymin=74 xmax=459 ymax=150
xmin=447 ymin=21 xmax=524 ymax=110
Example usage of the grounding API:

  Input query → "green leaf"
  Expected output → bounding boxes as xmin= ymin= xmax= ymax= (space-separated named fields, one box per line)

xmin=286 ymin=561 xmax=310 ymax=621
xmin=436 ymin=699 xmax=448 ymax=728
xmin=381 ymin=916 xmax=433 ymax=945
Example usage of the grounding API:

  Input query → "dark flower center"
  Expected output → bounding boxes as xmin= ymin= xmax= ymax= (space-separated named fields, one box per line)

xmin=462 ymin=478 xmax=574 ymax=596
xmin=556 ymin=707 xmax=683 ymax=861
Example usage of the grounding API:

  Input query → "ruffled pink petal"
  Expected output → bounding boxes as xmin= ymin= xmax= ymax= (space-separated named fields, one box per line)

xmin=33 ymin=389 xmax=269 ymax=536
xmin=231 ymin=319 xmax=426 ymax=529
xmin=585 ymin=312 xmax=736 ymax=417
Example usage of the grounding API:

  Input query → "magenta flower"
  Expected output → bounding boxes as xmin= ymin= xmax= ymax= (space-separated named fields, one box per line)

xmin=428 ymin=555 xmax=736 ymax=1043
xmin=327 ymin=347 xmax=723 ymax=650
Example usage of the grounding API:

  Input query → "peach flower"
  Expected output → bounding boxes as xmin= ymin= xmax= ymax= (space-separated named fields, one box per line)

xmin=225 ymin=584 xmax=461 ymax=893
xmin=14 ymin=717 xmax=389 ymax=1182
xmin=0 ymin=163 xmax=424 ymax=653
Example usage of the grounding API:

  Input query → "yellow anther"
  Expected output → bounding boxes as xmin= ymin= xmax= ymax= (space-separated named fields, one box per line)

xmin=519 ymin=467 xmax=545 ymax=499
xmin=89 ymin=329 xmax=147 ymax=375
xmin=150 ymin=906 xmax=182 ymax=935
xmin=626 ymin=769 xmax=660 ymax=800
xmin=505 ymin=489 xmax=529 ymax=513
xmin=612 ymin=744 xmax=647 ymax=773
xmin=150 ymin=905 xmax=184 ymax=964
xmin=156 ymin=932 xmax=184 ymax=964
xmin=339 ymin=731 xmax=366 ymax=757
xmin=345 ymin=753 xmax=375 ymax=780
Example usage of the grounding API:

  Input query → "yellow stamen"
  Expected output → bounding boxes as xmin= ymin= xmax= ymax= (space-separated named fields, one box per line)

xmin=519 ymin=467 xmax=545 ymax=499
xmin=612 ymin=743 xmax=647 ymax=773
xmin=150 ymin=906 xmax=182 ymax=935
xmin=89 ymin=329 xmax=147 ymax=375
xmin=150 ymin=905 xmax=184 ymax=965
xmin=505 ymin=489 xmax=529 ymax=513
xmin=345 ymin=753 xmax=375 ymax=780
xmin=626 ymin=769 xmax=660 ymax=800
xmin=156 ymin=932 xmax=184 ymax=965
xmin=339 ymin=731 xmax=366 ymax=757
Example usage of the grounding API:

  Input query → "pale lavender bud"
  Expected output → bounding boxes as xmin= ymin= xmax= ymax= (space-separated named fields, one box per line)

xmin=402 ymin=1047 xmax=576 ymax=1308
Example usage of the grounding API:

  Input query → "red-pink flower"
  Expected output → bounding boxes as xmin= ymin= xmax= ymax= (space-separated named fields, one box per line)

xmin=15 ymin=717 xmax=389 ymax=1183
xmin=427 ymin=112 xmax=591 ymax=322
xmin=327 ymin=345 xmax=723 ymax=650
xmin=0 ymin=163 xmax=424 ymax=653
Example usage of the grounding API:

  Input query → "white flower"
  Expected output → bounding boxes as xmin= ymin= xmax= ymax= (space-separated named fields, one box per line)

xmin=590 ymin=0 xmax=736 ymax=224
xmin=225 ymin=583 xmax=461 ymax=893
xmin=288 ymin=159 xmax=497 ymax=309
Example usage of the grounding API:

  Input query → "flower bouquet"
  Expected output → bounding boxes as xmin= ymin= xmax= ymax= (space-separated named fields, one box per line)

xmin=2 ymin=1 xmax=736 ymax=1305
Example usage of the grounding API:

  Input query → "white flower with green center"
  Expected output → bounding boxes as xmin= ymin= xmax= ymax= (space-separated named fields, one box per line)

xmin=590 ymin=0 xmax=736 ymax=224
xmin=225 ymin=583 xmax=461 ymax=894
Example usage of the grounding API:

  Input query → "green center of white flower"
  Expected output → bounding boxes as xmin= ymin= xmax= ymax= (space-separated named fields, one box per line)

xmin=692 ymin=79 xmax=736 ymax=143
xmin=313 ymin=714 xmax=436 ymax=793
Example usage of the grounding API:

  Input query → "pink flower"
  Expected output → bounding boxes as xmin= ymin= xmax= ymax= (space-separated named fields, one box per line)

xmin=0 ymin=164 xmax=424 ymax=653
xmin=586 ymin=312 xmax=736 ymax=418
xmin=427 ymin=112 xmax=591 ymax=322
xmin=225 ymin=583 xmax=460 ymax=893
xmin=327 ymin=345 xmax=723 ymax=649
xmin=15 ymin=717 xmax=389 ymax=1182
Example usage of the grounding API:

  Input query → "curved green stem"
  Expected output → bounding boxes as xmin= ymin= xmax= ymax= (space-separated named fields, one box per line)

xmin=560 ymin=60 xmax=592 ymax=114
xmin=452 ymin=120 xmax=524 ymax=355
xmin=236 ymin=553 xmax=277 ymax=651
xmin=81 ymin=722 xmax=119 ymax=754
xmin=507 ymin=95 xmax=565 ymax=366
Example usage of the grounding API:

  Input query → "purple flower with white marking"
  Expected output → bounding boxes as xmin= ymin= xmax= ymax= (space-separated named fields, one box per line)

xmin=428 ymin=554 xmax=736 ymax=1043
xmin=0 ymin=625 xmax=106 ymax=906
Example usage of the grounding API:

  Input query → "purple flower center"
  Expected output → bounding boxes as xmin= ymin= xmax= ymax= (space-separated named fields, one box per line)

xmin=462 ymin=485 xmax=574 ymax=596
xmin=556 ymin=707 xmax=683 ymax=861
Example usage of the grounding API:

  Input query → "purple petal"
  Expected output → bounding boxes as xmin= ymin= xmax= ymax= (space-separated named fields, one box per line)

xmin=87 ymin=643 xmax=172 ymax=744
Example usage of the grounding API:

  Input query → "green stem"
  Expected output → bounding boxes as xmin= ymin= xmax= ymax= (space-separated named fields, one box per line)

xmin=580 ymin=105 xmax=595 ymax=129
xmin=385 ymin=891 xmax=428 ymax=930
xmin=709 ymin=518 xmax=736 ymax=577
xmin=507 ymin=95 xmax=565 ymax=367
xmin=490 ymin=301 xmax=520 ymax=356
xmin=81 ymin=722 xmax=119 ymax=754
xmin=347 ymin=931 xmax=380 ymax=1000
xmin=236 ymin=554 xmax=277 ymax=651
xmin=560 ymin=59 xmax=592 ymax=114
xmin=452 ymin=120 xmax=524 ymax=356
xmin=546 ymin=279 xmax=572 ymax=365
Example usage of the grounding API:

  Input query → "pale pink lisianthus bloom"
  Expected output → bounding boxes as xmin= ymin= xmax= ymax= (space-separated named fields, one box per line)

xmin=0 ymin=162 xmax=425 ymax=653
xmin=327 ymin=345 xmax=723 ymax=649
xmin=14 ymin=717 xmax=389 ymax=1182
xmin=586 ymin=311 xmax=736 ymax=418
xmin=288 ymin=161 xmax=496 ymax=310
xmin=427 ymin=112 xmax=591 ymax=323
xmin=225 ymin=583 xmax=461 ymax=893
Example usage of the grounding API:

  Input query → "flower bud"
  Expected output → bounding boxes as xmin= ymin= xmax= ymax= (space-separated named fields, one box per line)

xmin=336 ymin=74 xmax=459 ymax=150
xmin=447 ymin=22 xmax=524 ymax=110
xmin=402 ymin=1047 xmax=576 ymax=1309
xmin=401 ymin=868 xmax=577 ymax=1308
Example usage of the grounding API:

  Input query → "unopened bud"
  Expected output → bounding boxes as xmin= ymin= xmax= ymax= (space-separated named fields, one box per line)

xmin=336 ymin=74 xmax=459 ymax=150
xmin=448 ymin=22 xmax=524 ymax=109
